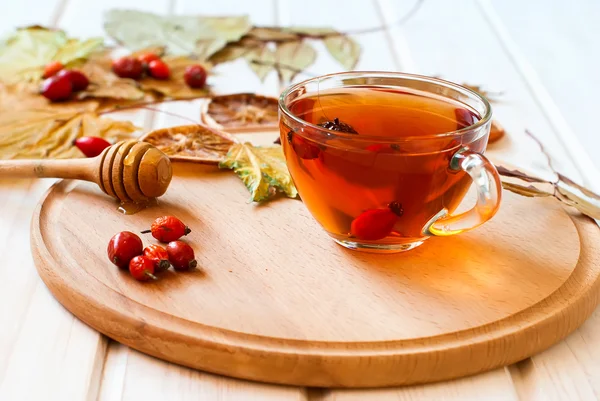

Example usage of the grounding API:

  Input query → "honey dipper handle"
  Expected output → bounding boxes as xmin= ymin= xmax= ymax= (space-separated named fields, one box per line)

xmin=0 ymin=157 xmax=98 ymax=182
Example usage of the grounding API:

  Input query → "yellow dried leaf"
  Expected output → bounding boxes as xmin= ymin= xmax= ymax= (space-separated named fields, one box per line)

xmin=78 ymin=62 xmax=146 ymax=100
xmin=219 ymin=143 xmax=297 ymax=202
xmin=0 ymin=93 xmax=139 ymax=160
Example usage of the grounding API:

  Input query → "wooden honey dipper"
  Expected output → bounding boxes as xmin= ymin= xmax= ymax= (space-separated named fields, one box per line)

xmin=0 ymin=140 xmax=172 ymax=202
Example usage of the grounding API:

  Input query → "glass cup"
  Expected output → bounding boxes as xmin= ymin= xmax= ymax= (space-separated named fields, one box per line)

xmin=278 ymin=72 xmax=502 ymax=253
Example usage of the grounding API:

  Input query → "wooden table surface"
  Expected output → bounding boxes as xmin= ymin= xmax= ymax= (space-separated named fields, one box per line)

xmin=1 ymin=0 xmax=600 ymax=400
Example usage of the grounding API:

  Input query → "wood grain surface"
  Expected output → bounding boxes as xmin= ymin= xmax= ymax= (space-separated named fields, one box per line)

xmin=30 ymin=160 xmax=600 ymax=387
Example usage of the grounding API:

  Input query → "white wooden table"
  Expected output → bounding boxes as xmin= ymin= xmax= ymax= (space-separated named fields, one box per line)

xmin=2 ymin=0 xmax=600 ymax=400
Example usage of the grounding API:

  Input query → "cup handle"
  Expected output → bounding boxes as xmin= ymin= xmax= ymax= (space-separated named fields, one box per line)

xmin=423 ymin=147 xmax=502 ymax=237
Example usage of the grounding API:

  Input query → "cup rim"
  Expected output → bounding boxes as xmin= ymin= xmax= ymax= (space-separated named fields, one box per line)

xmin=278 ymin=71 xmax=493 ymax=142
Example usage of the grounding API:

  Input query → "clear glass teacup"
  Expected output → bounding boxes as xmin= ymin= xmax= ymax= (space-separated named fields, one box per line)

xmin=278 ymin=72 xmax=502 ymax=253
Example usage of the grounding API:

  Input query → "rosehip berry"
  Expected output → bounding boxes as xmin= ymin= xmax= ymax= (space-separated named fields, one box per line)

xmin=287 ymin=131 xmax=320 ymax=160
xmin=137 ymin=52 xmax=161 ymax=65
xmin=43 ymin=61 xmax=64 ymax=78
xmin=454 ymin=107 xmax=478 ymax=130
xmin=141 ymin=216 xmax=191 ymax=243
xmin=56 ymin=69 xmax=89 ymax=91
xmin=143 ymin=244 xmax=171 ymax=273
xmin=365 ymin=144 xmax=398 ymax=153
xmin=147 ymin=59 xmax=170 ymax=80
xmin=167 ymin=241 xmax=197 ymax=271
xmin=129 ymin=256 xmax=157 ymax=281
xmin=183 ymin=64 xmax=207 ymax=88
xmin=40 ymin=75 xmax=73 ymax=102
xmin=350 ymin=201 xmax=404 ymax=241
xmin=107 ymin=231 xmax=144 ymax=269
xmin=73 ymin=136 xmax=111 ymax=157
xmin=112 ymin=57 xmax=143 ymax=80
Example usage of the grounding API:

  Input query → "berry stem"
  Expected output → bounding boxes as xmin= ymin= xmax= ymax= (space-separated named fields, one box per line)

xmin=140 ymin=229 xmax=151 ymax=234
xmin=145 ymin=271 xmax=158 ymax=280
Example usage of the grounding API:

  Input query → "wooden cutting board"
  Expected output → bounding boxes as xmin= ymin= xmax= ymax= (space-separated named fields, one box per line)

xmin=31 ymin=162 xmax=600 ymax=388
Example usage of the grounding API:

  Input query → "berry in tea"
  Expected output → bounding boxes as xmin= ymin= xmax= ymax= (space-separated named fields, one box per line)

xmin=280 ymin=86 xmax=487 ymax=246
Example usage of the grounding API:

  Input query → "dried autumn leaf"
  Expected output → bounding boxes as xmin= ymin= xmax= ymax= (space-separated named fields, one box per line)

xmin=501 ymin=182 xmax=553 ymax=198
xmin=0 ymin=105 xmax=138 ymax=159
xmin=219 ymin=142 xmax=297 ymax=202
xmin=104 ymin=9 xmax=251 ymax=58
xmin=555 ymin=174 xmax=600 ymax=219
xmin=245 ymin=45 xmax=276 ymax=81
xmin=324 ymin=35 xmax=360 ymax=70
xmin=286 ymin=27 xmax=338 ymax=36
xmin=0 ymin=26 xmax=103 ymax=83
xmin=209 ymin=41 xmax=255 ymax=64
xmin=201 ymin=93 xmax=278 ymax=129
xmin=496 ymin=165 xmax=547 ymax=183
xmin=78 ymin=62 xmax=146 ymax=100
xmin=140 ymin=124 xmax=235 ymax=164
xmin=139 ymin=56 xmax=212 ymax=99
xmin=247 ymin=27 xmax=299 ymax=41
xmin=275 ymin=41 xmax=317 ymax=82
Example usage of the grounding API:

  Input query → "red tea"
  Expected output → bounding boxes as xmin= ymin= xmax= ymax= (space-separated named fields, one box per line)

xmin=280 ymin=86 xmax=488 ymax=247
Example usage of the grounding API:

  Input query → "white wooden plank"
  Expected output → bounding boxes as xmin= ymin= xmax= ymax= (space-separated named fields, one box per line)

xmin=476 ymin=0 xmax=600 ymax=191
xmin=102 ymin=347 xmax=307 ymax=401
xmin=0 ymin=1 xmax=169 ymax=401
xmin=489 ymin=0 xmax=600 ymax=173
xmin=0 ymin=0 xmax=65 ymax=29
xmin=313 ymin=369 xmax=518 ymax=401
xmin=378 ymin=0 xmax=584 ymax=184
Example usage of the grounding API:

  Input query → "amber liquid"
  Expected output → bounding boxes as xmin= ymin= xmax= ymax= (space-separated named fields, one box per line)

xmin=280 ymin=86 xmax=487 ymax=246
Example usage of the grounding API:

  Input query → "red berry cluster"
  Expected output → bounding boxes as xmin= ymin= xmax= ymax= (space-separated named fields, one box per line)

xmin=40 ymin=61 xmax=90 ymax=102
xmin=111 ymin=52 xmax=207 ymax=89
xmin=107 ymin=216 xmax=197 ymax=282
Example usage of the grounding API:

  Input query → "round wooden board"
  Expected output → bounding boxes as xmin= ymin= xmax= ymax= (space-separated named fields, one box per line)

xmin=32 ymin=163 xmax=600 ymax=388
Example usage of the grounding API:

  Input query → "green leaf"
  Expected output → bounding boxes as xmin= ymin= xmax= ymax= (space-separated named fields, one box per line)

xmin=274 ymin=41 xmax=316 ymax=82
xmin=103 ymin=9 xmax=251 ymax=58
xmin=219 ymin=143 xmax=297 ymax=202
xmin=324 ymin=35 xmax=360 ymax=70
xmin=245 ymin=45 xmax=275 ymax=81
xmin=0 ymin=27 xmax=103 ymax=83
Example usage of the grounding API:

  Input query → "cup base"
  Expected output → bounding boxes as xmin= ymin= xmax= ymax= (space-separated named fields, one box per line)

xmin=333 ymin=239 xmax=425 ymax=254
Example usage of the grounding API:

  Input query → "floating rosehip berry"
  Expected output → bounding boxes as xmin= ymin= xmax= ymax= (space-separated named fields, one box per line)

xmin=129 ymin=255 xmax=157 ymax=281
xmin=183 ymin=64 xmax=207 ymax=88
xmin=287 ymin=131 xmax=321 ymax=160
xmin=41 ymin=75 xmax=73 ymax=102
xmin=147 ymin=59 xmax=170 ymax=80
xmin=107 ymin=231 xmax=144 ymax=269
xmin=143 ymin=244 xmax=171 ymax=273
xmin=141 ymin=216 xmax=191 ymax=243
xmin=57 ymin=69 xmax=89 ymax=91
xmin=112 ymin=56 xmax=144 ymax=80
xmin=167 ymin=241 xmax=197 ymax=271
xmin=350 ymin=201 xmax=404 ymax=241
xmin=43 ymin=61 xmax=64 ymax=78
xmin=365 ymin=144 xmax=399 ymax=153
xmin=73 ymin=136 xmax=111 ymax=157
